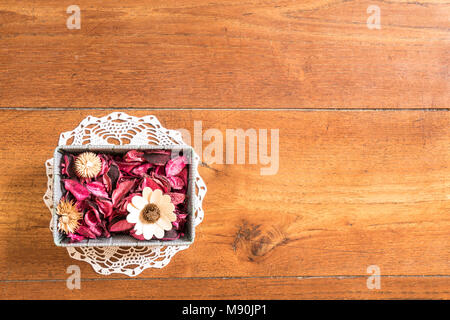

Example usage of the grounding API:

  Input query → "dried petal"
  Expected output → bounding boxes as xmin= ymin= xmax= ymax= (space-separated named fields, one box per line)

xmin=107 ymin=163 xmax=120 ymax=189
xmin=112 ymin=179 xmax=135 ymax=206
xmin=165 ymin=156 xmax=187 ymax=176
xmin=95 ymin=198 xmax=113 ymax=218
xmin=116 ymin=161 xmax=141 ymax=175
xmin=89 ymin=224 xmax=103 ymax=237
xmin=172 ymin=213 xmax=188 ymax=230
xmin=124 ymin=150 xmax=145 ymax=162
xmin=103 ymin=173 xmax=112 ymax=193
xmin=178 ymin=167 xmax=188 ymax=185
xmin=143 ymin=152 xmax=171 ymax=165
xmin=161 ymin=229 xmax=181 ymax=241
xmin=84 ymin=209 xmax=99 ymax=227
xmin=76 ymin=225 xmax=96 ymax=239
xmin=166 ymin=192 xmax=186 ymax=205
xmin=167 ymin=176 xmax=185 ymax=190
xmin=130 ymin=229 xmax=146 ymax=240
xmin=67 ymin=232 xmax=85 ymax=243
xmin=85 ymin=181 xmax=109 ymax=198
xmin=63 ymin=179 xmax=90 ymax=201
xmin=131 ymin=163 xmax=153 ymax=176
xmin=141 ymin=176 xmax=163 ymax=192
xmin=109 ymin=219 xmax=135 ymax=232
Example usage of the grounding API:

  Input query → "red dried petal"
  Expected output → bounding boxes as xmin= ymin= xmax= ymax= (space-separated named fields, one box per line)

xmin=143 ymin=152 xmax=171 ymax=165
xmin=161 ymin=229 xmax=181 ymax=241
xmin=84 ymin=209 xmax=99 ymax=227
xmin=167 ymin=176 xmax=184 ymax=190
xmin=165 ymin=192 xmax=186 ymax=205
xmin=63 ymin=179 xmax=90 ymax=201
xmin=141 ymin=176 xmax=163 ymax=192
xmin=165 ymin=156 xmax=187 ymax=176
xmin=129 ymin=229 xmax=146 ymax=240
xmin=116 ymin=161 xmax=141 ymax=175
xmin=112 ymin=179 xmax=135 ymax=206
xmin=67 ymin=233 xmax=85 ymax=243
xmin=109 ymin=219 xmax=135 ymax=232
xmin=85 ymin=181 xmax=109 ymax=198
xmin=172 ymin=213 xmax=188 ymax=230
xmin=103 ymin=173 xmax=112 ymax=193
xmin=76 ymin=225 xmax=96 ymax=239
xmin=178 ymin=167 xmax=188 ymax=185
xmin=124 ymin=150 xmax=145 ymax=162
xmin=95 ymin=198 xmax=113 ymax=218
xmin=89 ymin=224 xmax=102 ymax=237
xmin=131 ymin=163 xmax=153 ymax=176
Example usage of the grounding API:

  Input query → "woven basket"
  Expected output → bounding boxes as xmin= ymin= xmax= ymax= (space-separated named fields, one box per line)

xmin=52 ymin=144 xmax=197 ymax=247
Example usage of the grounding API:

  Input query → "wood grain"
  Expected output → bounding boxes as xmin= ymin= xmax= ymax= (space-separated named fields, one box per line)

xmin=0 ymin=110 xmax=448 ymax=299
xmin=2 ymin=277 xmax=449 ymax=300
xmin=0 ymin=0 xmax=449 ymax=108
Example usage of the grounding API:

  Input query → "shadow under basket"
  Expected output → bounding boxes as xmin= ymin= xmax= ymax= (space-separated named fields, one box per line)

xmin=52 ymin=145 xmax=197 ymax=247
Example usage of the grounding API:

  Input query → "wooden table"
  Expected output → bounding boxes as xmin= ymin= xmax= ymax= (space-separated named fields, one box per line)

xmin=0 ymin=1 xmax=448 ymax=299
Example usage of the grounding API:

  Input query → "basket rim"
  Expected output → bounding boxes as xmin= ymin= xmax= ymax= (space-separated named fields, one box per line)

xmin=52 ymin=144 xmax=197 ymax=247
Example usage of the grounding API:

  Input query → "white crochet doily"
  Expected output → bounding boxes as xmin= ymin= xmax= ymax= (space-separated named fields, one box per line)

xmin=43 ymin=112 xmax=206 ymax=276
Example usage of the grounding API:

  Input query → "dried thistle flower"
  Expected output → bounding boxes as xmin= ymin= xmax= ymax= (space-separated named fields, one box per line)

xmin=56 ymin=199 xmax=82 ymax=234
xmin=74 ymin=152 xmax=102 ymax=178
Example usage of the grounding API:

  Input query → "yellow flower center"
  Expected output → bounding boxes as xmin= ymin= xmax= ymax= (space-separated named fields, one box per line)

xmin=140 ymin=203 xmax=160 ymax=223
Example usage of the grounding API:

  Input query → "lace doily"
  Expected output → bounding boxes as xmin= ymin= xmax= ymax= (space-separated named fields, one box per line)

xmin=43 ymin=112 xmax=206 ymax=276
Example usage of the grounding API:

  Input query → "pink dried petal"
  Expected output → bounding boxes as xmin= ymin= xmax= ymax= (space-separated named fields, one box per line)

xmin=116 ymin=161 xmax=141 ymax=175
xmin=107 ymin=163 xmax=120 ymax=189
xmin=89 ymin=224 xmax=102 ymax=237
xmin=165 ymin=156 xmax=187 ymax=176
xmin=85 ymin=181 xmax=109 ymax=198
xmin=143 ymin=152 xmax=171 ymax=165
xmin=103 ymin=173 xmax=112 ymax=193
xmin=172 ymin=213 xmax=188 ymax=230
xmin=96 ymin=198 xmax=113 ymax=218
xmin=178 ymin=167 xmax=188 ymax=185
xmin=130 ymin=229 xmax=146 ymax=240
xmin=153 ymin=173 xmax=171 ymax=193
xmin=67 ymin=233 xmax=85 ymax=243
xmin=100 ymin=220 xmax=111 ymax=238
xmin=112 ymin=179 xmax=135 ymax=206
xmin=63 ymin=179 xmax=90 ymax=201
xmin=154 ymin=165 xmax=165 ymax=176
xmin=76 ymin=225 xmax=96 ymax=239
xmin=84 ymin=209 xmax=99 ymax=227
xmin=61 ymin=154 xmax=75 ymax=177
xmin=165 ymin=192 xmax=185 ymax=205
xmin=141 ymin=176 xmax=163 ymax=192
xmin=109 ymin=219 xmax=135 ymax=232
xmin=131 ymin=163 xmax=153 ymax=176
xmin=124 ymin=150 xmax=145 ymax=163
xmin=161 ymin=230 xmax=180 ymax=240
xmin=99 ymin=155 xmax=110 ymax=176
xmin=167 ymin=176 xmax=184 ymax=190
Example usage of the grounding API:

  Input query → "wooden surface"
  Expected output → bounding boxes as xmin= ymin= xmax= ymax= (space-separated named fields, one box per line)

xmin=0 ymin=0 xmax=449 ymax=300
xmin=0 ymin=0 xmax=449 ymax=108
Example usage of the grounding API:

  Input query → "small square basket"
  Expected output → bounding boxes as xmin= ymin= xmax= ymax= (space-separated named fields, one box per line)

xmin=52 ymin=144 xmax=197 ymax=247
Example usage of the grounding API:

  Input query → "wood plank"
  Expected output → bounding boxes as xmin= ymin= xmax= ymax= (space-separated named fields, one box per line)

xmin=1 ymin=277 xmax=449 ymax=299
xmin=0 ymin=110 xmax=449 ymax=285
xmin=0 ymin=1 xmax=448 ymax=108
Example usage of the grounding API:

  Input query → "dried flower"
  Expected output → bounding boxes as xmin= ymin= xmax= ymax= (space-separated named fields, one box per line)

xmin=56 ymin=199 xmax=82 ymax=234
xmin=74 ymin=152 xmax=102 ymax=178
xmin=126 ymin=187 xmax=176 ymax=239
